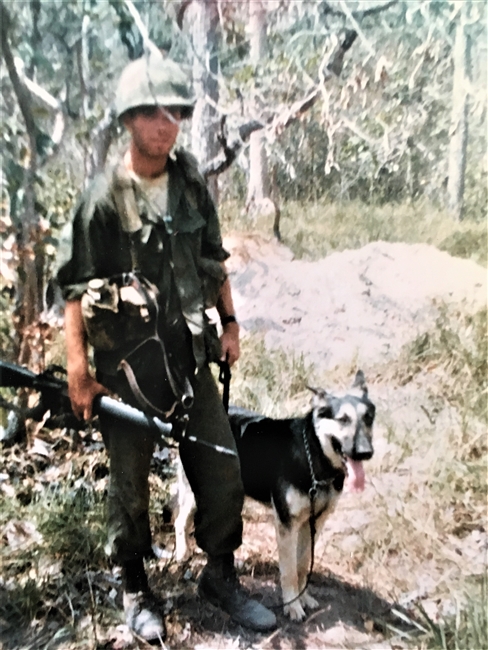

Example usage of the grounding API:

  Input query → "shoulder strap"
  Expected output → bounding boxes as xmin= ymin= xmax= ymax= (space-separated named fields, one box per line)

xmin=111 ymin=162 xmax=143 ymax=270
xmin=174 ymin=148 xmax=203 ymax=184
xmin=174 ymin=148 xmax=207 ymax=210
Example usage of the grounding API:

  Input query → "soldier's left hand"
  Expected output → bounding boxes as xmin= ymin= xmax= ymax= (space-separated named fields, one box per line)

xmin=220 ymin=321 xmax=240 ymax=366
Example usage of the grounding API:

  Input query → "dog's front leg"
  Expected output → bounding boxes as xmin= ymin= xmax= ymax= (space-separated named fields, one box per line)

xmin=296 ymin=512 xmax=329 ymax=611
xmin=174 ymin=462 xmax=196 ymax=562
xmin=274 ymin=516 xmax=307 ymax=621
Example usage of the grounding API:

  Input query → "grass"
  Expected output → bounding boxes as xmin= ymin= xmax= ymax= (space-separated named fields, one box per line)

xmin=350 ymin=306 xmax=487 ymax=650
xmin=229 ymin=335 xmax=316 ymax=418
xmin=0 ymin=436 xmax=114 ymax=645
xmin=416 ymin=578 xmax=488 ymax=650
xmin=1 ymin=318 xmax=486 ymax=648
xmin=220 ymin=198 xmax=487 ymax=267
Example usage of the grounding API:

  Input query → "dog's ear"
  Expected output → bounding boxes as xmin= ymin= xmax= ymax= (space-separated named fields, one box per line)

xmin=306 ymin=385 xmax=327 ymax=397
xmin=306 ymin=385 xmax=330 ymax=407
xmin=351 ymin=370 xmax=368 ymax=396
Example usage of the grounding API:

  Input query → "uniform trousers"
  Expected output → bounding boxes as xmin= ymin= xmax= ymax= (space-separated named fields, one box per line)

xmin=98 ymin=365 xmax=244 ymax=564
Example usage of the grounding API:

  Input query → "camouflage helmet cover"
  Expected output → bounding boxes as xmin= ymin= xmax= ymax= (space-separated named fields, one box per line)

xmin=115 ymin=53 xmax=195 ymax=119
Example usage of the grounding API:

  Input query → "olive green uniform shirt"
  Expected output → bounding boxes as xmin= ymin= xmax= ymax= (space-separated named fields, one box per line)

xmin=56 ymin=149 xmax=228 ymax=375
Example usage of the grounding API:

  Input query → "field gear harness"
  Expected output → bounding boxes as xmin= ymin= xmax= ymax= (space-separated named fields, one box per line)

xmin=81 ymin=163 xmax=235 ymax=457
xmin=113 ymin=163 xmax=194 ymax=421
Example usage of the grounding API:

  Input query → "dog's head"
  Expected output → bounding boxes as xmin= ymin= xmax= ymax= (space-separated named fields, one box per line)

xmin=307 ymin=370 xmax=375 ymax=492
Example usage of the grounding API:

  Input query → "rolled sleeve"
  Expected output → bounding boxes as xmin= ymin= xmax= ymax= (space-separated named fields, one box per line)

xmin=56 ymin=176 xmax=122 ymax=300
xmin=200 ymin=187 xmax=230 ymax=263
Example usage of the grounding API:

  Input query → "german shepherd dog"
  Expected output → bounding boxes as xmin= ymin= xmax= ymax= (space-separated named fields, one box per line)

xmin=175 ymin=370 xmax=375 ymax=621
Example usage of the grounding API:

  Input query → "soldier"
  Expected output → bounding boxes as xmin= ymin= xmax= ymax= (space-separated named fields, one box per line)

xmin=57 ymin=53 xmax=276 ymax=643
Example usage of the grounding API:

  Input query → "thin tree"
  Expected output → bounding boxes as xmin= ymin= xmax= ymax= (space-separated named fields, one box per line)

xmin=187 ymin=0 xmax=221 ymax=202
xmin=246 ymin=0 xmax=273 ymax=220
xmin=447 ymin=1 xmax=471 ymax=221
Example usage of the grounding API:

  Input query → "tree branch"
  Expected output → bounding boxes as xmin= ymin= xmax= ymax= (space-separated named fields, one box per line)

xmin=202 ymin=27 xmax=358 ymax=177
xmin=13 ymin=57 xmax=66 ymax=160
xmin=320 ymin=29 xmax=358 ymax=80
xmin=123 ymin=0 xmax=160 ymax=56
xmin=322 ymin=0 xmax=398 ymax=19
xmin=175 ymin=0 xmax=193 ymax=29
xmin=338 ymin=0 xmax=375 ymax=56
xmin=202 ymin=117 xmax=263 ymax=179
xmin=15 ymin=58 xmax=60 ymax=110
xmin=0 ymin=2 xmax=37 ymax=143
xmin=270 ymin=90 xmax=320 ymax=135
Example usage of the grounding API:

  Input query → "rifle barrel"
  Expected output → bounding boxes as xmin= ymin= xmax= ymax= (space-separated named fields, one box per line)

xmin=94 ymin=395 xmax=173 ymax=438
xmin=0 ymin=360 xmax=238 ymax=456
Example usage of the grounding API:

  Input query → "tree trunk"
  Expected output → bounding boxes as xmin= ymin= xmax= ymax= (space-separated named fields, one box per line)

xmin=0 ymin=1 xmax=44 ymax=369
xmin=246 ymin=0 xmax=277 ymax=233
xmin=447 ymin=3 xmax=470 ymax=221
xmin=188 ymin=0 xmax=220 ymax=202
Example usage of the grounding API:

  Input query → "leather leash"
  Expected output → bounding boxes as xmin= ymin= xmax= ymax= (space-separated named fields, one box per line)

xmin=218 ymin=359 xmax=231 ymax=413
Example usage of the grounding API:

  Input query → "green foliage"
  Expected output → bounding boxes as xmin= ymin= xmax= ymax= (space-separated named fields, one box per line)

xmin=217 ymin=1 xmax=487 ymax=220
xmin=35 ymin=485 xmax=106 ymax=568
xmin=0 ymin=443 xmax=109 ymax=631
xmin=439 ymin=230 xmax=487 ymax=265
xmin=417 ymin=577 xmax=487 ymax=650
xmin=274 ymin=199 xmax=487 ymax=266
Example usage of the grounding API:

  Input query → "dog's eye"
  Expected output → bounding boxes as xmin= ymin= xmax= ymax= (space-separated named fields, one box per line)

xmin=364 ymin=414 xmax=374 ymax=426
xmin=337 ymin=414 xmax=350 ymax=424
xmin=317 ymin=407 xmax=333 ymax=419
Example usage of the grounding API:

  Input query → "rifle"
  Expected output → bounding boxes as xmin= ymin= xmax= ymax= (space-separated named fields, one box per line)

xmin=0 ymin=360 xmax=236 ymax=456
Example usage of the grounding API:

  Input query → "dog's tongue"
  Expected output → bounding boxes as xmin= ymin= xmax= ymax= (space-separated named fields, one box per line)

xmin=346 ymin=459 xmax=365 ymax=492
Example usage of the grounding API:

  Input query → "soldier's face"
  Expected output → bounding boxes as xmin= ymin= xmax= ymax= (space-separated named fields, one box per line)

xmin=124 ymin=106 xmax=181 ymax=159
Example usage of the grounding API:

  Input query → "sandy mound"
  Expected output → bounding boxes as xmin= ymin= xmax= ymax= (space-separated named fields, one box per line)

xmin=224 ymin=234 xmax=486 ymax=371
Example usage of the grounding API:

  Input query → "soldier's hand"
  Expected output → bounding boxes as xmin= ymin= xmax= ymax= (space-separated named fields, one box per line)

xmin=220 ymin=321 xmax=240 ymax=367
xmin=68 ymin=371 xmax=107 ymax=421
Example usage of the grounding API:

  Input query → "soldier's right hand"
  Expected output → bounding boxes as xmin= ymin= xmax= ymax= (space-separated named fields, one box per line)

xmin=68 ymin=372 xmax=107 ymax=421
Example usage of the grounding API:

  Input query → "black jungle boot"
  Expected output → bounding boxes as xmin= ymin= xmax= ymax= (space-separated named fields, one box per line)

xmin=198 ymin=553 xmax=277 ymax=632
xmin=122 ymin=558 xmax=166 ymax=644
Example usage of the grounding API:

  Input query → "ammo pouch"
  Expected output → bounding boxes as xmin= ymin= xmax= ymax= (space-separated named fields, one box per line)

xmin=82 ymin=271 xmax=194 ymax=422
xmin=81 ymin=272 xmax=159 ymax=352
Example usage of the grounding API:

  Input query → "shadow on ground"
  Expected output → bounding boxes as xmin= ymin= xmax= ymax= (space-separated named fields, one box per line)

xmin=159 ymin=557 xmax=418 ymax=649
xmin=0 ymin=552 xmax=418 ymax=650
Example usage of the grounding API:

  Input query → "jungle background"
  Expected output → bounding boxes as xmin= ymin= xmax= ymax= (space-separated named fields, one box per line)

xmin=0 ymin=1 xmax=486 ymax=649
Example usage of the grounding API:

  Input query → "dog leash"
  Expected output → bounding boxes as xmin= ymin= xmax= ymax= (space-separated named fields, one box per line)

xmin=218 ymin=359 xmax=231 ymax=413
xmin=177 ymin=360 xmax=234 ymax=456
xmin=217 ymin=361 xmax=320 ymax=610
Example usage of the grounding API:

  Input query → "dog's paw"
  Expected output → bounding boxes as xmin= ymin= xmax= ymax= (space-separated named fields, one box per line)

xmin=300 ymin=591 xmax=319 ymax=610
xmin=284 ymin=601 xmax=307 ymax=621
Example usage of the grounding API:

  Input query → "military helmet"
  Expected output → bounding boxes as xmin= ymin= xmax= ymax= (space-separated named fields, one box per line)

xmin=115 ymin=53 xmax=195 ymax=119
